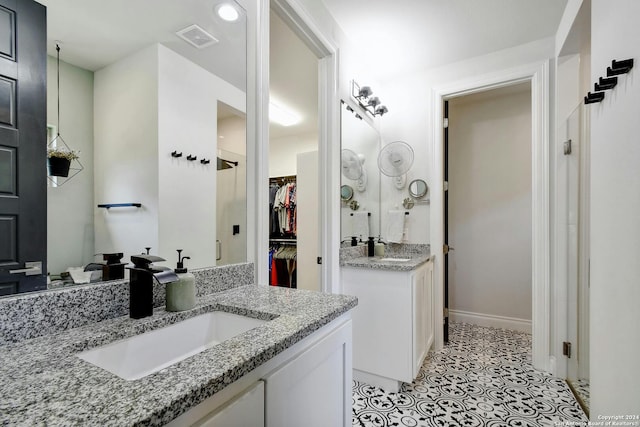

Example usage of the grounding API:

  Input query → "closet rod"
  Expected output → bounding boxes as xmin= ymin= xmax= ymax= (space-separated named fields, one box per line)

xmin=269 ymin=175 xmax=296 ymax=183
xmin=269 ymin=238 xmax=297 ymax=244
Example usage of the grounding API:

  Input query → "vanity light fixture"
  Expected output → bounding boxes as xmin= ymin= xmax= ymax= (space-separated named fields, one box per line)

xmin=216 ymin=3 xmax=240 ymax=22
xmin=269 ymin=101 xmax=301 ymax=127
xmin=352 ymin=80 xmax=388 ymax=117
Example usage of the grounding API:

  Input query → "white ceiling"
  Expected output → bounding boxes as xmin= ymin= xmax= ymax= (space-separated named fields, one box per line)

xmin=36 ymin=0 xmax=247 ymax=91
xmin=269 ymin=12 xmax=319 ymax=139
xmin=320 ymin=0 xmax=568 ymax=81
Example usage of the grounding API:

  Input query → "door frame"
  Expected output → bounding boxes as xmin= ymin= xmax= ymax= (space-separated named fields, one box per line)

xmin=252 ymin=0 xmax=339 ymax=291
xmin=431 ymin=61 xmax=551 ymax=372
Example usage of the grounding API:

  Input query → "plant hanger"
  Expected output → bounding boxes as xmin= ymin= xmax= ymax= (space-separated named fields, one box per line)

xmin=47 ymin=42 xmax=83 ymax=185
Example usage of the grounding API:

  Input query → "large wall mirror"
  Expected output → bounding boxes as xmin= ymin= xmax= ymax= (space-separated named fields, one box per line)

xmin=340 ymin=101 xmax=381 ymax=242
xmin=4 ymin=0 xmax=248 ymax=295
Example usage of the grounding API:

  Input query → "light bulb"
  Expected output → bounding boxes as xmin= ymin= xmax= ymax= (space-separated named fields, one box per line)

xmin=217 ymin=3 xmax=239 ymax=22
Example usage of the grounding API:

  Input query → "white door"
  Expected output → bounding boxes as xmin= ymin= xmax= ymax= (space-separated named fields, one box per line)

xmin=296 ymin=151 xmax=320 ymax=291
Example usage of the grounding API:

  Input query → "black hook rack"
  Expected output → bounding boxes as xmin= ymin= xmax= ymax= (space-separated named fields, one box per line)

xmin=187 ymin=155 xmax=197 ymax=161
xmin=584 ymin=92 xmax=605 ymax=104
xmin=585 ymin=58 xmax=633 ymax=105
xmin=171 ymin=151 xmax=182 ymax=158
xmin=200 ymin=159 xmax=210 ymax=165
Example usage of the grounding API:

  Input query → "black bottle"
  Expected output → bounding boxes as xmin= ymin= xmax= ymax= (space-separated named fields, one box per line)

xmin=351 ymin=236 xmax=358 ymax=247
xmin=367 ymin=237 xmax=375 ymax=257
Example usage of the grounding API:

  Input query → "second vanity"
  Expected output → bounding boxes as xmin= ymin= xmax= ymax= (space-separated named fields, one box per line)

xmin=0 ymin=282 xmax=356 ymax=426
xmin=341 ymin=246 xmax=433 ymax=392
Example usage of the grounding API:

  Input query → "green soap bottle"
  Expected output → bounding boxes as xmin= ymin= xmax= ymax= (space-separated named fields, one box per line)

xmin=166 ymin=250 xmax=196 ymax=312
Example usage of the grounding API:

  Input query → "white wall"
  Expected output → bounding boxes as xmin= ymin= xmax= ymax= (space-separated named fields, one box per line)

xmin=94 ymin=45 xmax=160 ymax=261
xmin=589 ymin=0 xmax=640 ymax=416
xmin=269 ymin=132 xmax=318 ymax=177
xmin=46 ymin=57 xmax=94 ymax=275
xmin=157 ymin=46 xmax=243 ymax=269
xmin=378 ymin=38 xmax=555 ymax=245
xmin=95 ymin=44 xmax=245 ymax=269
xmin=218 ymin=115 xmax=247 ymax=156
xmin=217 ymin=114 xmax=248 ymax=266
xmin=448 ymin=86 xmax=532 ymax=327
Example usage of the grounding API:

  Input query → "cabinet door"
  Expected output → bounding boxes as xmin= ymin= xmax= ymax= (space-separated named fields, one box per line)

xmin=264 ymin=319 xmax=352 ymax=427
xmin=412 ymin=265 xmax=428 ymax=377
xmin=195 ymin=381 xmax=264 ymax=427
xmin=424 ymin=261 xmax=434 ymax=354
xmin=343 ymin=268 xmax=413 ymax=382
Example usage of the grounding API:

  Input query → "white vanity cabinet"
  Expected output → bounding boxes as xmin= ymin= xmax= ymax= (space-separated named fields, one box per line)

xmin=263 ymin=317 xmax=352 ymax=427
xmin=167 ymin=314 xmax=352 ymax=427
xmin=193 ymin=381 xmax=265 ymax=427
xmin=342 ymin=259 xmax=433 ymax=392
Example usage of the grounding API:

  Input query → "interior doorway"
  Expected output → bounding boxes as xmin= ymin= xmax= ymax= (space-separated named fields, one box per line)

xmin=268 ymin=9 xmax=320 ymax=291
xmin=216 ymin=102 xmax=247 ymax=266
xmin=432 ymin=61 xmax=550 ymax=371
xmin=444 ymin=83 xmax=533 ymax=342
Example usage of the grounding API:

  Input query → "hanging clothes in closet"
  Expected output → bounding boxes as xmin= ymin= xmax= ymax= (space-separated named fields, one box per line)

xmin=268 ymin=243 xmax=297 ymax=288
xmin=269 ymin=176 xmax=297 ymax=238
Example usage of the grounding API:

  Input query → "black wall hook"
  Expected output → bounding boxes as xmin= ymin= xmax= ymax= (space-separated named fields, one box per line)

xmin=187 ymin=155 xmax=197 ymax=161
xmin=200 ymin=158 xmax=210 ymax=165
xmin=171 ymin=151 xmax=182 ymax=158
xmin=595 ymin=76 xmax=618 ymax=91
xmin=607 ymin=58 xmax=634 ymax=76
xmin=584 ymin=91 xmax=605 ymax=104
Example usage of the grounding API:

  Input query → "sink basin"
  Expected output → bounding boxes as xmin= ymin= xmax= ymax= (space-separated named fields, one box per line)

xmin=78 ymin=311 xmax=268 ymax=380
xmin=379 ymin=258 xmax=412 ymax=262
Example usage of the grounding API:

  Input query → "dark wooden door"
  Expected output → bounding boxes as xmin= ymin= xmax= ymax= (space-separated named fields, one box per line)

xmin=0 ymin=0 xmax=47 ymax=295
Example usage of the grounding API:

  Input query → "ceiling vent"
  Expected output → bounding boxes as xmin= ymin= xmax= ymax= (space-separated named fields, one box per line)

xmin=176 ymin=24 xmax=219 ymax=49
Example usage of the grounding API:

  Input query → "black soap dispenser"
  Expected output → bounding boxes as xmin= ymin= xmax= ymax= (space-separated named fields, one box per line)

xmin=367 ymin=237 xmax=375 ymax=257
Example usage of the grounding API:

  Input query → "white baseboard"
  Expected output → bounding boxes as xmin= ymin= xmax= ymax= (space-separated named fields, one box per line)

xmin=449 ymin=309 xmax=532 ymax=333
xmin=353 ymin=369 xmax=402 ymax=393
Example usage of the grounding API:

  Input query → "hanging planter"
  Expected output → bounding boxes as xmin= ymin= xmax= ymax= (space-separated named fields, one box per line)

xmin=46 ymin=43 xmax=84 ymax=186
xmin=47 ymin=149 xmax=78 ymax=177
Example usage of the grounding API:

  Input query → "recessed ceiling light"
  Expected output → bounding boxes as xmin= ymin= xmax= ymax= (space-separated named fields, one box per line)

xmin=216 ymin=3 xmax=240 ymax=22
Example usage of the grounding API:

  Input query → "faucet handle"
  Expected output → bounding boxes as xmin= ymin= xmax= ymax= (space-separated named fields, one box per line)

xmin=131 ymin=254 xmax=165 ymax=269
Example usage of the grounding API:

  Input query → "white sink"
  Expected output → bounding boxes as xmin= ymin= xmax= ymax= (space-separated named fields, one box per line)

xmin=78 ymin=311 xmax=268 ymax=380
xmin=379 ymin=258 xmax=412 ymax=262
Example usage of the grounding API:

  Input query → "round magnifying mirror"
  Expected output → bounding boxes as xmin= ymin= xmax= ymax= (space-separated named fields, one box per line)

xmin=408 ymin=179 xmax=428 ymax=198
xmin=341 ymin=184 xmax=354 ymax=202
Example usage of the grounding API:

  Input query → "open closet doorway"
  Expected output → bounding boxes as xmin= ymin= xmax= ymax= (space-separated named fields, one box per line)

xmin=268 ymin=9 xmax=320 ymax=291
xmin=445 ymin=83 xmax=533 ymax=342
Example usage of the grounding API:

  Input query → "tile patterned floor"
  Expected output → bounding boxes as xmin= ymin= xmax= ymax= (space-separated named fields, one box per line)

xmin=352 ymin=322 xmax=588 ymax=426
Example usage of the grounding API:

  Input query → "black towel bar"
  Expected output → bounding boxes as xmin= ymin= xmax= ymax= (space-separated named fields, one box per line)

xmin=98 ymin=203 xmax=142 ymax=209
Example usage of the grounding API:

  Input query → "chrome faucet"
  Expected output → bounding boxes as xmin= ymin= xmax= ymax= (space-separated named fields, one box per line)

xmin=128 ymin=254 xmax=178 ymax=319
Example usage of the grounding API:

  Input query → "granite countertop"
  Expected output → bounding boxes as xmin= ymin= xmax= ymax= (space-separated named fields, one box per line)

xmin=341 ymin=254 xmax=432 ymax=271
xmin=0 ymin=285 xmax=357 ymax=426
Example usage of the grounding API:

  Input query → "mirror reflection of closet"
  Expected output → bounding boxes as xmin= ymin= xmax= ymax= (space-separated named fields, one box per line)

xmin=340 ymin=102 xmax=381 ymax=243
xmin=268 ymin=10 xmax=320 ymax=291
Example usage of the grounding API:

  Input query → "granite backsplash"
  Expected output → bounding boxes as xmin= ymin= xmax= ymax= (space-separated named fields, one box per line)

xmin=0 ymin=263 xmax=254 ymax=345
